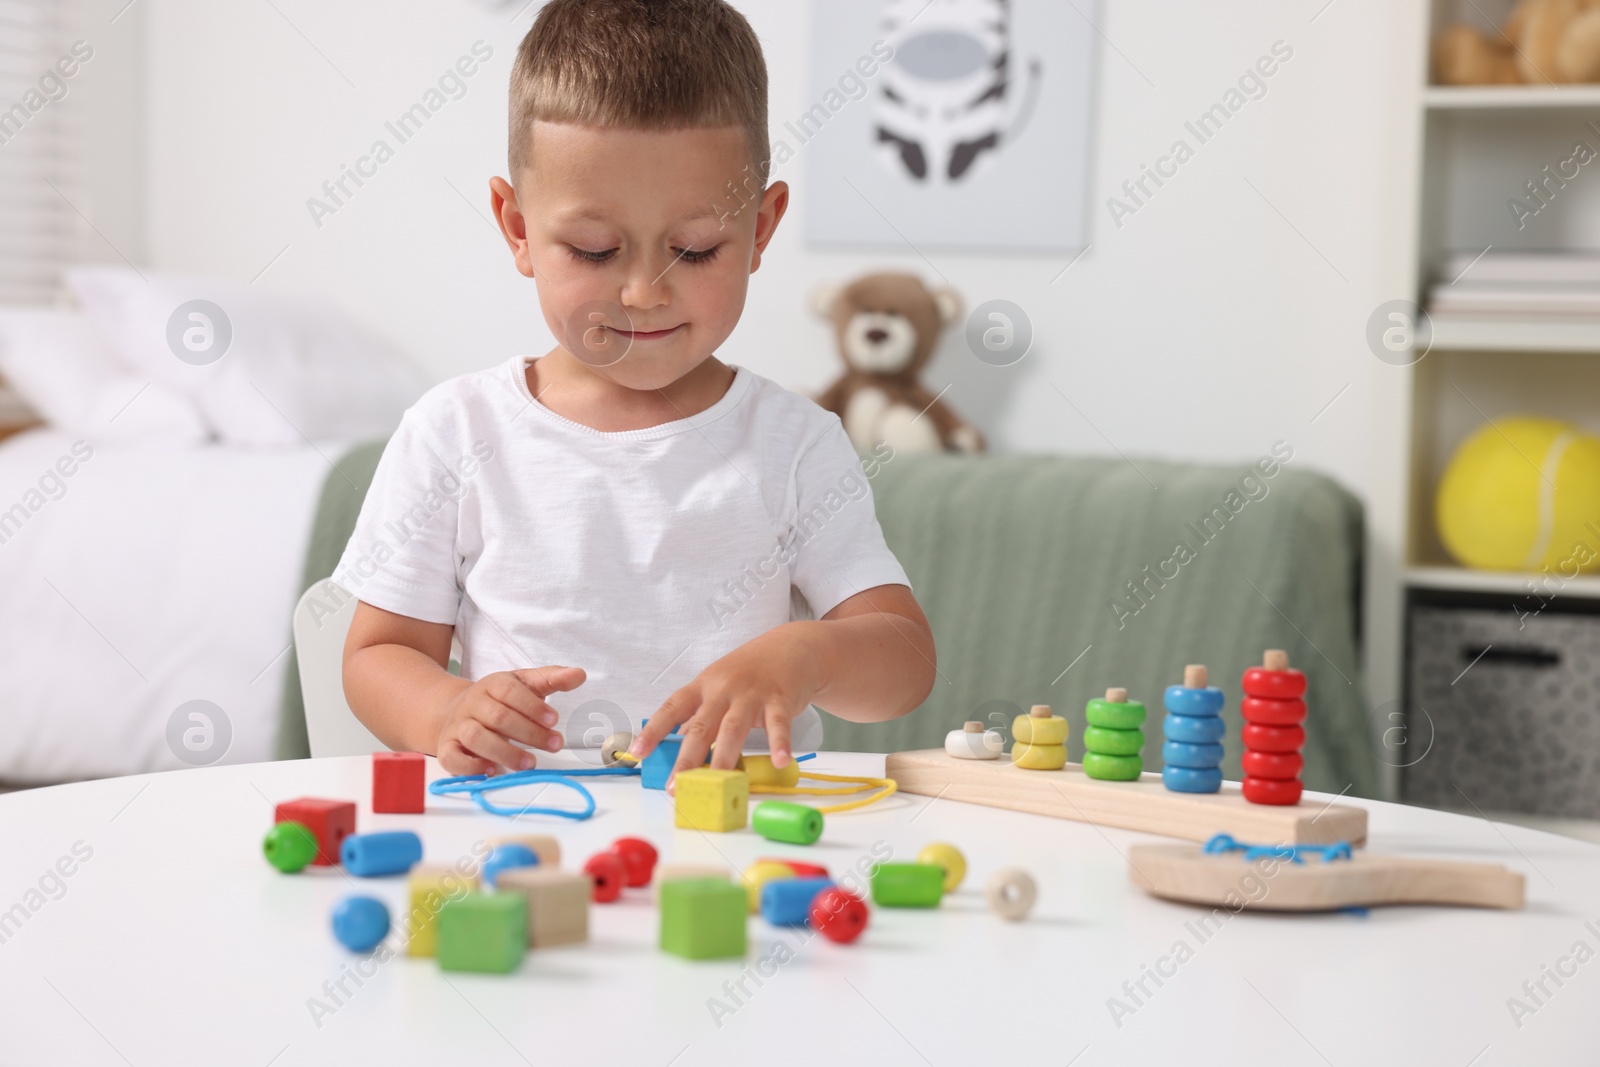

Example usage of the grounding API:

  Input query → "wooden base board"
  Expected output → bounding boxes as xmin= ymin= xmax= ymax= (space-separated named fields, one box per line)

xmin=883 ymin=749 xmax=1367 ymax=846
xmin=1128 ymin=843 xmax=1525 ymax=911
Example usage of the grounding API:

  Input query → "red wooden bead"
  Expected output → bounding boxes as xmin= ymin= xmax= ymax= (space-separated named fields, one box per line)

xmin=1240 ymin=696 xmax=1307 ymax=727
xmin=808 ymin=886 xmax=868 ymax=944
xmin=758 ymin=858 xmax=828 ymax=879
xmin=1241 ymin=666 xmax=1307 ymax=700
xmin=583 ymin=851 xmax=626 ymax=902
xmin=1242 ymin=750 xmax=1304 ymax=780
xmin=1243 ymin=776 xmax=1303 ymax=805
xmin=371 ymin=752 xmax=425 ymax=814
xmin=1241 ymin=723 xmax=1306 ymax=753
xmin=273 ymin=798 xmax=356 ymax=866
xmin=610 ymin=837 xmax=658 ymax=887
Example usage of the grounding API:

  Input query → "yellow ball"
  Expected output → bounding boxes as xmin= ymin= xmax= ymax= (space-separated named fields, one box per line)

xmin=1437 ymin=417 xmax=1600 ymax=574
xmin=917 ymin=842 xmax=967 ymax=891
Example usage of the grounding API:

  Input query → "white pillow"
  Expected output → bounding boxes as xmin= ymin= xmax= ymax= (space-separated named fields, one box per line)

xmin=67 ymin=267 xmax=430 ymax=447
xmin=0 ymin=308 xmax=210 ymax=443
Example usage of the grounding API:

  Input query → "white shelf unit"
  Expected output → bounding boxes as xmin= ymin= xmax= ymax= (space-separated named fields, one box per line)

xmin=1367 ymin=0 xmax=1600 ymax=799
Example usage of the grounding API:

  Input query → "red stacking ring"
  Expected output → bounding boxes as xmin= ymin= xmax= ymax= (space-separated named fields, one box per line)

xmin=1242 ymin=723 xmax=1306 ymax=752
xmin=1243 ymin=776 xmax=1303 ymax=805
xmin=1241 ymin=666 xmax=1307 ymax=700
xmin=1240 ymin=696 xmax=1307 ymax=726
xmin=1242 ymin=750 xmax=1304 ymax=779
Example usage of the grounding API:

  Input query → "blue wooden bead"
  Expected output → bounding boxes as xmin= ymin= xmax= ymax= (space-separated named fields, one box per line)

xmin=1163 ymin=713 xmax=1226 ymax=744
xmin=331 ymin=895 xmax=390 ymax=951
xmin=760 ymin=876 xmax=834 ymax=926
xmin=1162 ymin=741 xmax=1225 ymax=768
xmin=1163 ymin=685 xmax=1225 ymax=718
xmin=340 ymin=831 xmax=422 ymax=877
xmin=481 ymin=844 xmax=540 ymax=887
xmin=1163 ymin=766 xmax=1223 ymax=793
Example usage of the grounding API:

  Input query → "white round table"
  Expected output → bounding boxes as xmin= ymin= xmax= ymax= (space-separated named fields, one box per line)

xmin=1 ymin=752 xmax=1597 ymax=1066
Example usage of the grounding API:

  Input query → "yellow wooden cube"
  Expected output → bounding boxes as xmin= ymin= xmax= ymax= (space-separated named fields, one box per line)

xmin=405 ymin=865 xmax=473 ymax=957
xmin=673 ymin=768 xmax=749 ymax=832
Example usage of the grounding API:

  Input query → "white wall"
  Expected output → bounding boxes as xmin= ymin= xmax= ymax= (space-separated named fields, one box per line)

xmin=132 ymin=0 xmax=1399 ymax=500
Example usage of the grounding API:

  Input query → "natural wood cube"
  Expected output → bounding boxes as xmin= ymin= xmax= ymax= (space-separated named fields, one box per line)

xmin=497 ymin=868 xmax=591 ymax=948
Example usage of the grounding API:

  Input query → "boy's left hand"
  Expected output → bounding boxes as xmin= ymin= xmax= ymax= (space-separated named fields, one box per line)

xmin=629 ymin=625 xmax=819 ymax=784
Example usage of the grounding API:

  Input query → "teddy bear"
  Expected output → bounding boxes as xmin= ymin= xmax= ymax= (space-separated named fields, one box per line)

xmin=811 ymin=272 xmax=985 ymax=455
xmin=1435 ymin=0 xmax=1600 ymax=85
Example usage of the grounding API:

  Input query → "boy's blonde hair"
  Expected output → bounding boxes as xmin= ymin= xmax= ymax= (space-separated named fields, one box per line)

xmin=509 ymin=0 xmax=770 ymax=182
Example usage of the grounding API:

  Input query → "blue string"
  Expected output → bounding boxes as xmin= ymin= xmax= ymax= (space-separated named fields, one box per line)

xmin=1202 ymin=832 xmax=1351 ymax=865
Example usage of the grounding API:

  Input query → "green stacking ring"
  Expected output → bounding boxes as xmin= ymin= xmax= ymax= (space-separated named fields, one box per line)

xmin=1083 ymin=752 xmax=1143 ymax=781
xmin=752 ymin=801 xmax=824 ymax=845
xmin=1083 ymin=725 xmax=1144 ymax=756
xmin=1086 ymin=698 xmax=1147 ymax=730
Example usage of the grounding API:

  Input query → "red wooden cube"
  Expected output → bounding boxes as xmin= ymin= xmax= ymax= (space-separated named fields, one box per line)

xmin=273 ymin=798 xmax=355 ymax=866
xmin=372 ymin=751 xmax=426 ymax=814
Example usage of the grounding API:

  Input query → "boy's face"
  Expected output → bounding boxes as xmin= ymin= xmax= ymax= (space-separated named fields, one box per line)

xmin=491 ymin=124 xmax=787 ymax=392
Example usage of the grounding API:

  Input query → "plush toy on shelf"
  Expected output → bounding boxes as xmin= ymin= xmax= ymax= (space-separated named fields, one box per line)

xmin=811 ymin=272 xmax=985 ymax=455
xmin=1435 ymin=0 xmax=1600 ymax=85
xmin=1436 ymin=416 xmax=1600 ymax=573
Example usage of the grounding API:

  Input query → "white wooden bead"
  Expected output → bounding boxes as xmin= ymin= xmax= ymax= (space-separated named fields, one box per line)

xmin=945 ymin=725 xmax=1004 ymax=759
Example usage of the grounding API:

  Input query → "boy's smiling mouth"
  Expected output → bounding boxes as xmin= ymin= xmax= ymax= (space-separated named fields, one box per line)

xmin=612 ymin=324 xmax=685 ymax=341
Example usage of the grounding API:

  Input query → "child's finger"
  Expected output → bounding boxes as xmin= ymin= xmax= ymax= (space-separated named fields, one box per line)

xmin=709 ymin=700 xmax=760 ymax=771
xmin=669 ymin=701 xmax=726 ymax=785
xmin=439 ymin=737 xmax=496 ymax=777
xmin=631 ymin=686 xmax=700 ymax=760
xmin=482 ymin=673 xmax=563 ymax=731
xmin=479 ymin=697 xmax=563 ymax=752
xmin=459 ymin=720 xmax=538 ymax=773
xmin=512 ymin=665 xmax=587 ymax=698
xmin=764 ymin=702 xmax=793 ymax=768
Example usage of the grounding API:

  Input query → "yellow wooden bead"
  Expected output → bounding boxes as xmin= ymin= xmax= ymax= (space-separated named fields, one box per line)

xmin=673 ymin=769 xmax=749 ymax=832
xmin=917 ymin=842 xmax=967 ymax=892
xmin=1012 ymin=712 xmax=1069 ymax=746
xmin=1010 ymin=740 xmax=1068 ymax=770
xmin=737 ymin=753 xmax=801 ymax=789
xmin=741 ymin=860 xmax=798 ymax=913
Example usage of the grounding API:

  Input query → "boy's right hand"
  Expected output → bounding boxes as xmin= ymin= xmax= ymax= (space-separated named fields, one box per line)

xmin=435 ymin=666 xmax=586 ymax=776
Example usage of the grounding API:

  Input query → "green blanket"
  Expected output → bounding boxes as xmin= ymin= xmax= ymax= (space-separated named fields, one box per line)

xmin=279 ymin=444 xmax=1376 ymax=798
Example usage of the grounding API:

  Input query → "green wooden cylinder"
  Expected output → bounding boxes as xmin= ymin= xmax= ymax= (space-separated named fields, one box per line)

xmin=870 ymin=863 xmax=945 ymax=908
xmin=752 ymin=801 xmax=824 ymax=845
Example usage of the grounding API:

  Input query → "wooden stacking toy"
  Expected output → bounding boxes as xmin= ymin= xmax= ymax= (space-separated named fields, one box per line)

xmin=1161 ymin=664 xmax=1226 ymax=794
xmin=1083 ymin=688 xmax=1145 ymax=780
xmin=1240 ymin=649 xmax=1307 ymax=805
xmin=945 ymin=720 xmax=1004 ymax=759
xmin=1010 ymin=704 xmax=1068 ymax=770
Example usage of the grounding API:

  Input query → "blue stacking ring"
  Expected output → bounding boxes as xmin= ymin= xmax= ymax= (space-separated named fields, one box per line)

xmin=1162 ymin=740 xmax=1225 ymax=768
xmin=1164 ymin=685 xmax=1225 ymax=717
xmin=1163 ymin=765 xmax=1223 ymax=793
xmin=1163 ymin=712 xmax=1226 ymax=744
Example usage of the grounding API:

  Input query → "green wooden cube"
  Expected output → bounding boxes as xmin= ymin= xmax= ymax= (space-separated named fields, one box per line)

xmin=659 ymin=878 xmax=747 ymax=960
xmin=438 ymin=892 xmax=526 ymax=974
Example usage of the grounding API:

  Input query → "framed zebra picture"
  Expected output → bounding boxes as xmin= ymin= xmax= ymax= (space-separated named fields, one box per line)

xmin=796 ymin=0 xmax=1097 ymax=253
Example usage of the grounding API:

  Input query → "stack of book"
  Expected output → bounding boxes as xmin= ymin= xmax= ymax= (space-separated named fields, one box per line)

xmin=1429 ymin=251 xmax=1600 ymax=320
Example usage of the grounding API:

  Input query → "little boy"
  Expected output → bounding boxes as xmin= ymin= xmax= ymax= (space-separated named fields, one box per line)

xmin=338 ymin=0 xmax=935 ymax=783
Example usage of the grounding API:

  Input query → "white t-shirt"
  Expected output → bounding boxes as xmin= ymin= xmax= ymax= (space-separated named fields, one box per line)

xmin=333 ymin=355 xmax=911 ymax=753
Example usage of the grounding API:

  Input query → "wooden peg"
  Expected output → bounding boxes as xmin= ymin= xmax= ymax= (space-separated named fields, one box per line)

xmin=1264 ymin=649 xmax=1289 ymax=671
xmin=1105 ymin=687 xmax=1128 ymax=703
xmin=1183 ymin=664 xmax=1207 ymax=689
xmin=963 ymin=721 xmax=984 ymax=733
xmin=1029 ymin=704 xmax=1051 ymax=718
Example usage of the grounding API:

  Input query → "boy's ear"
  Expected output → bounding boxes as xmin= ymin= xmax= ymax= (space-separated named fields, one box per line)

xmin=810 ymin=281 xmax=843 ymax=320
xmin=489 ymin=176 xmax=537 ymax=280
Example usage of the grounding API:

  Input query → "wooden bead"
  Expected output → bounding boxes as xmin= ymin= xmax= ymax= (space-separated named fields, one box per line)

xmin=1241 ymin=723 xmax=1306 ymax=753
xmin=1085 ymin=696 xmax=1146 ymax=730
xmin=583 ymin=851 xmax=626 ymax=902
xmin=870 ymin=863 xmax=944 ymax=907
xmin=1163 ymin=713 xmax=1225 ymax=744
xmin=371 ymin=752 xmax=425 ymax=814
xmin=487 ymin=834 xmax=561 ymax=869
xmin=1243 ymin=776 xmax=1303 ymax=806
xmin=1013 ymin=710 xmax=1068 ymax=746
xmin=496 ymin=868 xmax=591 ymax=948
xmin=738 ymin=753 xmax=801 ymax=788
xmin=985 ymin=867 xmax=1037 ymax=921
xmin=658 ymin=879 xmax=746 ymax=960
xmin=672 ymin=769 xmax=749 ymax=832
xmin=760 ymin=876 xmax=833 ymax=926
xmin=741 ymin=860 xmax=798 ymax=913
xmin=601 ymin=732 xmax=634 ymax=767
xmin=341 ymin=831 xmax=424 ymax=878
xmin=610 ymin=837 xmax=659 ymax=887
xmin=1083 ymin=752 xmax=1143 ymax=780
xmin=757 ymin=857 xmax=828 ymax=879
xmin=1241 ymin=696 xmax=1307 ymax=726
xmin=652 ymin=864 xmax=731 ymax=899
xmin=1009 ymin=740 xmax=1067 ymax=770
xmin=946 ymin=725 xmax=1004 ymax=759
xmin=917 ymin=842 xmax=967 ymax=891
xmin=1242 ymin=750 xmax=1304 ymax=779
xmin=331 ymin=895 xmax=390 ymax=952
xmin=272 ymin=798 xmax=355 ymax=867
xmin=1084 ymin=726 xmax=1144 ymax=756
xmin=438 ymin=893 xmax=526 ymax=974
xmin=263 ymin=821 xmax=318 ymax=873
xmin=809 ymin=886 xmax=868 ymax=943
xmin=752 ymin=801 xmax=824 ymax=845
